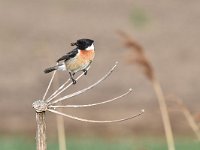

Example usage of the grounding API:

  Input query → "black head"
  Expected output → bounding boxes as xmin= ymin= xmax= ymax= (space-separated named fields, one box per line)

xmin=71 ymin=39 xmax=94 ymax=50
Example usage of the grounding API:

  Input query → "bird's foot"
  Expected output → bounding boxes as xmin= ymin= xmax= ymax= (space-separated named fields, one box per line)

xmin=83 ymin=69 xmax=87 ymax=75
xmin=71 ymin=78 xmax=76 ymax=84
xmin=69 ymin=72 xmax=76 ymax=84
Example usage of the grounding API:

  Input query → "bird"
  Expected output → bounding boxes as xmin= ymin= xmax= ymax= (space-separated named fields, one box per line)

xmin=44 ymin=38 xmax=95 ymax=84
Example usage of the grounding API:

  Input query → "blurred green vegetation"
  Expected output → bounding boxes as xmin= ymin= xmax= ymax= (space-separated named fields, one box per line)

xmin=130 ymin=7 xmax=150 ymax=28
xmin=0 ymin=136 xmax=200 ymax=150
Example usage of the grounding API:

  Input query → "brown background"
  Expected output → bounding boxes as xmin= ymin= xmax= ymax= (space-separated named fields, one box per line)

xmin=0 ymin=0 xmax=200 ymax=137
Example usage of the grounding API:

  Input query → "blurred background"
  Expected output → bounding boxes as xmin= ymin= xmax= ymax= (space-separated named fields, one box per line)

xmin=0 ymin=0 xmax=200 ymax=149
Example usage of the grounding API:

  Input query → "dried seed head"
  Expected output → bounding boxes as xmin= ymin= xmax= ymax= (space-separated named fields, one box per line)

xmin=117 ymin=30 xmax=155 ymax=81
xmin=32 ymin=100 xmax=48 ymax=112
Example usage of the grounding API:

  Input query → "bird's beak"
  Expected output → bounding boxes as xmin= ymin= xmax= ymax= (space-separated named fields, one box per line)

xmin=71 ymin=42 xmax=77 ymax=46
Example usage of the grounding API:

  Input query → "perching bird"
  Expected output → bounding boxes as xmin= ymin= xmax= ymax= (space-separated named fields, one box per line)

xmin=44 ymin=38 xmax=95 ymax=84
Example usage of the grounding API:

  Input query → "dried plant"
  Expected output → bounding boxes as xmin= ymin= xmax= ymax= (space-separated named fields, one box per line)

xmin=45 ymin=51 xmax=67 ymax=150
xmin=169 ymin=95 xmax=200 ymax=141
xmin=194 ymin=113 xmax=200 ymax=124
xmin=117 ymin=31 xmax=154 ymax=80
xmin=52 ymin=76 xmax=67 ymax=150
xmin=32 ymin=62 xmax=144 ymax=150
xmin=118 ymin=31 xmax=175 ymax=150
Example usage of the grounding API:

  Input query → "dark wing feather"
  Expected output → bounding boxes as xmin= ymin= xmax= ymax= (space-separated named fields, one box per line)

xmin=57 ymin=48 xmax=78 ymax=62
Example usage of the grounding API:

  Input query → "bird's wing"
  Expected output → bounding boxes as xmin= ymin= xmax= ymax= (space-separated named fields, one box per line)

xmin=57 ymin=48 xmax=78 ymax=62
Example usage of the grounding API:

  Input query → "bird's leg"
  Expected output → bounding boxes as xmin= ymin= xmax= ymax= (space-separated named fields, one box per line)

xmin=83 ymin=69 xmax=87 ymax=75
xmin=69 ymin=72 xmax=76 ymax=84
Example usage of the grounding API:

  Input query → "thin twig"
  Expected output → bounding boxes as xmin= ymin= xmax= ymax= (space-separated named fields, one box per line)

xmin=43 ymin=70 xmax=57 ymax=100
xmin=50 ymin=62 xmax=118 ymax=105
xmin=49 ymin=88 xmax=132 ymax=108
xmin=46 ymin=67 xmax=91 ymax=103
xmin=48 ymin=109 xmax=144 ymax=123
xmin=47 ymin=78 xmax=70 ymax=101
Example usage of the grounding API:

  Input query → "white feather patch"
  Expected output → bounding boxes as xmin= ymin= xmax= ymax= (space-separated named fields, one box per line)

xmin=86 ymin=43 xmax=94 ymax=51
xmin=57 ymin=63 xmax=66 ymax=71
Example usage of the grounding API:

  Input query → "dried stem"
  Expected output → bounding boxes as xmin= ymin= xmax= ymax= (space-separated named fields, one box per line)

xmin=152 ymin=79 xmax=175 ymax=150
xmin=50 ymin=62 xmax=118 ymax=105
xmin=44 ymin=53 xmax=67 ymax=150
xmin=117 ymin=30 xmax=154 ymax=80
xmin=47 ymin=78 xmax=70 ymax=101
xmin=48 ymin=109 xmax=144 ymax=123
xmin=36 ymin=112 xmax=46 ymax=150
xmin=56 ymin=114 xmax=67 ymax=150
xmin=46 ymin=67 xmax=90 ymax=103
xmin=118 ymin=31 xmax=175 ymax=150
xmin=43 ymin=70 xmax=57 ymax=100
xmin=35 ymin=57 xmax=144 ymax=150
xmin=49 ymin=88 xmax=132 ymax=108
xmin=53 ymin=76 xmax=67 ymax=150
xmin=173 ymin=96 xmax=200 ymax=141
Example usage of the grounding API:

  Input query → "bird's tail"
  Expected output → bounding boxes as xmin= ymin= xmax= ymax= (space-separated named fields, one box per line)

xmin=44 ymin=66 xmax=57 ymax=73
xmin=44 ymin=63 xmax=66 ymax=73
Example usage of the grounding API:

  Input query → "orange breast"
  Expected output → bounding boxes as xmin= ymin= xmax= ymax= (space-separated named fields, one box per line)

xmin=65 ymin=50 xmax=95 ymax=72
xmin=79 ymin=50 xmax=95 ymax=60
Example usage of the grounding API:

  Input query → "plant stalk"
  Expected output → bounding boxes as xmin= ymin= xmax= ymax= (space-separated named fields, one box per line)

xmin=36 ymin=112 xmax=47 ymax=150
xmin=176 ymin=98 xmax=200 ymax=141
xmin=152 ymin=78 xmax=175 ymax=150
xmin=53 ymin=75 xmax=67 ymax=150
xmin=57 ymin=111 xmax=67 ymax=150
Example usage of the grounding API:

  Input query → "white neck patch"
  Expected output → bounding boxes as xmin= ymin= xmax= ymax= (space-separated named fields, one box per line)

xmin=86 ymin=43 xmax=94 ymax=51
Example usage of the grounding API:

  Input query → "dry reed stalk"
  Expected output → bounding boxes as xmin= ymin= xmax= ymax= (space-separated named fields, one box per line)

xmin=36 ymin=112 xmax=46 ymax=150
xmin=56 ymin=113 xmax=67 ymax=150
xmin=53 ymin=77 xmax=67 ymax=150
xmin=171 ymin=95 xmax=200 ymax=141
xmin=47 ymin=52 xmax=67 ymax=150
xmin=33 ymin=100 xmax=48 ymax=150
xmin=194 ymin=113 xmax=200 ymax=126
xmin=118 ymin=31 xmax=175 ymax=150
xmin=33 ymin=62 xmax=144 ymax=150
